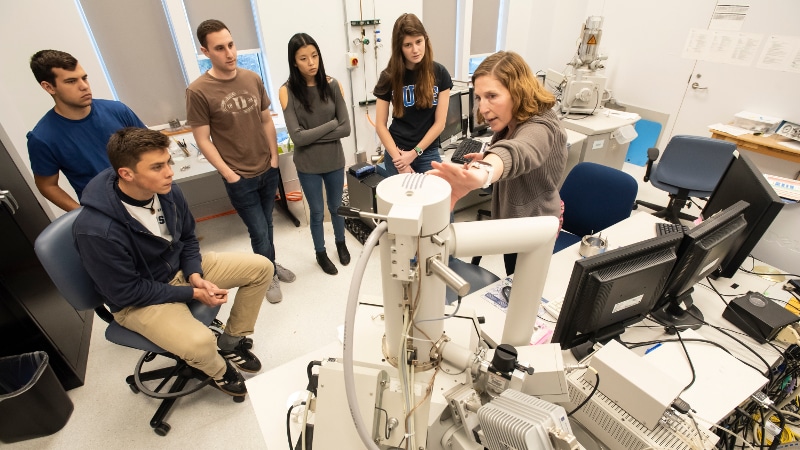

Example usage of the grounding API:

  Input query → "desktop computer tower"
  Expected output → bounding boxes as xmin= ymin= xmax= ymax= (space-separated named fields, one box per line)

xmin=346 ymin=170 xmax=384 ymax=229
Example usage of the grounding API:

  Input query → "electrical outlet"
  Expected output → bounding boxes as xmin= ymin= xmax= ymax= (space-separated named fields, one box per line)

xmin=346 ymin=52 xmax=359 ymax=69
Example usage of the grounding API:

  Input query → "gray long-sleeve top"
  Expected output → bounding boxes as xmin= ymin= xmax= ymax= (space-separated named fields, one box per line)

xmin=282 ymin=78 xmax=351 ymax=174
xmin=486 ymin=108 xmax=568 ymax=220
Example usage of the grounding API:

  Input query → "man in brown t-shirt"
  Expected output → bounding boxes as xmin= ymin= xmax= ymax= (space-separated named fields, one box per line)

xmin=186 ymin=19 xmax=295 ymax=304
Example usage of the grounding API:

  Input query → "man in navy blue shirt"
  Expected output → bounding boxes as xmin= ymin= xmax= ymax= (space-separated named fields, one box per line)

xmin=27 ymin=49 xmax=145 ymax=211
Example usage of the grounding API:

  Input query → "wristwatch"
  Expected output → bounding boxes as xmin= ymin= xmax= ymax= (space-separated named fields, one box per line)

xmin=469 ymin=160 xmax=494 ymax=189
xmin=413 ymin=146 xmax=424 ymax=156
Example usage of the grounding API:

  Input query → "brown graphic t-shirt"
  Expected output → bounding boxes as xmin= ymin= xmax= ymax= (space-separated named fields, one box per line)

xmin=186 ymin=69 xmax=272 ymax=177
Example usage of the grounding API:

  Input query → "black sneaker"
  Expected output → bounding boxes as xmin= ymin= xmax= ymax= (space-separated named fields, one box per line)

xmin=219 ymin=337 xmax=262 ymax=373
xmin=214 ymin=361 xmax=247 ymax=397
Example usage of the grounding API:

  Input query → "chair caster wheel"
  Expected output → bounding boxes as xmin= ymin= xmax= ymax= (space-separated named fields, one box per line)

xmin=233 ymin=396 xmax=245 ymax=403
xmin=153 ymin=422 xmax=171 ymax=436
xmin=128 ymin=383 xmax=140 ymax=394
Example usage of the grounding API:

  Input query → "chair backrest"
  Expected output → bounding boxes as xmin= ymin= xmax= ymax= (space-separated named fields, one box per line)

xmin=34 ymin=208 xmax=105 ymax=312
xmin=625 ymin=119 xmax=663 ymax=167
xmin=560 ymin=162 xmax=638 ymax=237
xmin=653 ymin=135 xmax=736 ymax=193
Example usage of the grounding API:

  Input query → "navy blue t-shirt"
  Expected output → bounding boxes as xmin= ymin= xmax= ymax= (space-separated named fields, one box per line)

xmin=27 ymin=99 xmax=145 ymax=198
xmin=374 ymin=62 xmax=453 ymax=150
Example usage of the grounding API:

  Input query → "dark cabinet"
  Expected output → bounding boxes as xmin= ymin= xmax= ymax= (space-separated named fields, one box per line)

xmin=0 ymin=142 xmax=92 ymax=391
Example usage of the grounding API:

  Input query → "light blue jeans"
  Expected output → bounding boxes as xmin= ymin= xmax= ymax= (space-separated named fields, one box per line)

xmin=297 ymin=168 xmax=346 ymax=253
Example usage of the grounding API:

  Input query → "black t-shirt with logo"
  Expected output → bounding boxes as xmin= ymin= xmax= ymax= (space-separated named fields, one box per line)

xmin=374 ymin=62 xmax=453 ymax=151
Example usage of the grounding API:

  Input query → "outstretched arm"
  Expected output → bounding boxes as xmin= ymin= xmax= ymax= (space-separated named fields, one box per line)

xmin=429 ymin=153 xmax=504 ymax=210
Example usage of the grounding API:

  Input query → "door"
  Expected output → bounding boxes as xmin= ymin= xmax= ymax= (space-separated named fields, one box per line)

xmin=670 ymin=1 xmax=800 ymax=175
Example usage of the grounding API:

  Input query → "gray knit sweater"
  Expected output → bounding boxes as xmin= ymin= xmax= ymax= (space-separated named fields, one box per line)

xmin=485 ymin=108 xmax=567 ymax=220
xmin=282 ymin=78 xmax=351 ymax=174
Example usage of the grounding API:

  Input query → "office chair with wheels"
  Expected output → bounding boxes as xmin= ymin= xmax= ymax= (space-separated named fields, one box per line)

xmin=634 ymin=135 xmax=736 ymax=224
xmin=446 ymin=258 xmax=500 ymax=305
xmin=33 ymin=208 xmax=238 ymax=437
xmin=554 ymin=162 xmax=639 ymax=253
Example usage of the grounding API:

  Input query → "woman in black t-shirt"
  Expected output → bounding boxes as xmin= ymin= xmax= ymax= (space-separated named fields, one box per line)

xmin=373 ymin=13 xmax=453 ymax=175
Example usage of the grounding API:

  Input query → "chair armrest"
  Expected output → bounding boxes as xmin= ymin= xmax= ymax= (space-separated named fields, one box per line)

xmin=643 ymin=147 xmax=660 ymax=182
xmin=95 ymin=306 xmax=115 ymax=324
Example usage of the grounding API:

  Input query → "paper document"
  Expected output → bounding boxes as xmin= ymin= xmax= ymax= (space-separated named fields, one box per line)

xmin=602 ymin=109 xmax=640 ymax=121
xmin=764 ymin=173 xmax=800 ymax=201
xmin=481 ymin=277 xmax=554 ymax=345
xmin=708 ymin=123 xmax=751 ymax=136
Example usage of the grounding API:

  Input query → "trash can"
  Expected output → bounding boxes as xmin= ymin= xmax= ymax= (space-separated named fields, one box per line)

xmin=0 ymin=351 xmax=74 ymax=443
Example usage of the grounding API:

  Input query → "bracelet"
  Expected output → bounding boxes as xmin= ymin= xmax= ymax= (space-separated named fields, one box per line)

xmin=469 ymin=160 xmax=494 ymax=189
xmin=414 ymin=146 xmax=424 ymax=156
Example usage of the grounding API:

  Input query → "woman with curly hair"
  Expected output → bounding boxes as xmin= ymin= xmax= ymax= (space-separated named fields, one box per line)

xmin=429 ymin=51 xmax=567 ymax=275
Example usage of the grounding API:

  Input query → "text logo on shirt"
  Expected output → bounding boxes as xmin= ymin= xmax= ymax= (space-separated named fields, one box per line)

xmin=402 ymin=85 xmax=439 ymax=107
xmin=221 ymin=90 xmax=258 ymax=114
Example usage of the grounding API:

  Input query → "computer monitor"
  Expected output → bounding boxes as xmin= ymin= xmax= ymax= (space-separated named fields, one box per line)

xmin=650 ymin=200 xmax=749 ymax=329
xmin=468 ymin=86 xmax=490 ymax=137
xmin=701 ymin=151 xmax=785 ymax=278
xmin=552 ymin=232 xmax=684 ymax=359
xmin=439 ymin=90 xmax=464 ymax=146
xmin=468 ymin=53 xmax=492 ymax=76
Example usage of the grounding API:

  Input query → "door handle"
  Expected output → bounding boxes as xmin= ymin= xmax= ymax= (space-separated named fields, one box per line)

xmin=691 ymin=82 xmax=708 ymax=90
xmin=0 ymin=190 xmax=19 ymax=214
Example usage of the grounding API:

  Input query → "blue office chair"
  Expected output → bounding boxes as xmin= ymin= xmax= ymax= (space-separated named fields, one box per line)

xmin=446 ymin=258 xmax=501 ymax=305
xmin=33 ymin=208 xmax=236 ymax=437
xmin=634 ymin=135 xmax=736 ymax=224
xmin=554 ymin=162 xmax=639 ymax=253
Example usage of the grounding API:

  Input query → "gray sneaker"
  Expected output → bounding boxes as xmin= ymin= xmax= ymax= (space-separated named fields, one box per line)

xmin=266 ymin=275 xmax=282 ymax=303
xmin=275 ymin=262 xmax=296 ymax=283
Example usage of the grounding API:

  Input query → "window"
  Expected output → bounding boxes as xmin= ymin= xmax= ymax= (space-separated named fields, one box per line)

xmin=77 ymin=0 xmax=188 ymax=125
xmin=76 ymin=0 xmax=276 ymax=124
xmin=197 ymin=49 xmax=267 ymax=82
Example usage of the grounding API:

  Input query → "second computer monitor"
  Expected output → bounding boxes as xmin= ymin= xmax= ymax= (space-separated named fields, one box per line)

xmin=650 ymin=200 xmax=749 ymax=329
xmin=439 ymin=90 xmax=465 ymax=147
xmin=468 ymin=86 xmax=490 ymax=137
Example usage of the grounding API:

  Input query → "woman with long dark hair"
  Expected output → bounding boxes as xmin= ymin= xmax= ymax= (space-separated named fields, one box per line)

xmin=373 ymin=13 xmax=453 ymax=175
xmin=279 ymin=33 xmax=351 ymax=275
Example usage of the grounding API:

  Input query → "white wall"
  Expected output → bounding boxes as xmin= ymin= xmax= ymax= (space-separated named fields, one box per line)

xmin=0 ymin=0 xmax=113 ymax=218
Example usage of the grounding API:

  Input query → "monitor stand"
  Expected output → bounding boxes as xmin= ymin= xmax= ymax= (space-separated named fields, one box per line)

xmin=570 ymin=341 xmax=598 ymax=361
xmin=651 ymin=289 xmax=704 ymax=330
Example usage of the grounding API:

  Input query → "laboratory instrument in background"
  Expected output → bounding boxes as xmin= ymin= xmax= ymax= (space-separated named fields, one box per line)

xmin=548 ymin=16 xmax=609 ymax=115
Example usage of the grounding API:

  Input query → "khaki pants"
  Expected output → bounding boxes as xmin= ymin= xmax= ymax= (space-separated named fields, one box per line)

xmin=113 ymin=252 xmax=273 ymax=379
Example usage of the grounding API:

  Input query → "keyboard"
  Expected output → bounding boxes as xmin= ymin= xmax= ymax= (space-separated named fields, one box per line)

xmin=655 ymin=222 xmax=689 ymax=236
xmin=543 ymin=297 xmax=564 ymax=318
xmin=449 ymin=138 xmax=486 ymax=164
